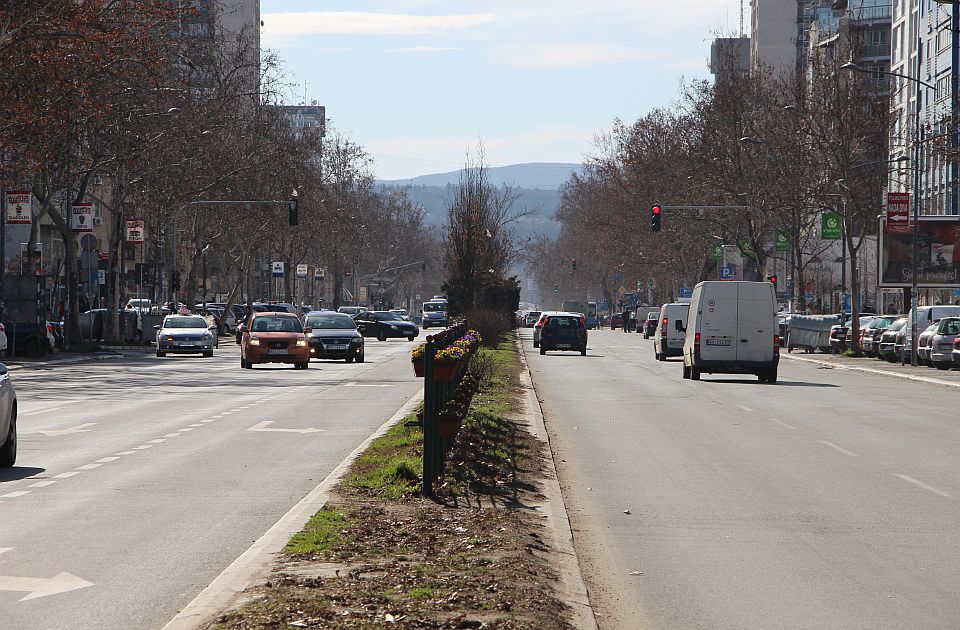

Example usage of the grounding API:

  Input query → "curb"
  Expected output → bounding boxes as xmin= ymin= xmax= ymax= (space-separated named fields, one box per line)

xmin=162 ymin=391 xmax=426 ymax=630
xmin=516 ymin=340 xmax=599 ymax=630
xmin=781 ymin=352 xmax=960 ymax=389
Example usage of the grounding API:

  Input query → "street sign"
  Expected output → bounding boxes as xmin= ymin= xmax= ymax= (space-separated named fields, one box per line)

xmin=821 ymin=212 xmax=842 ymax=240
xmin=679 ymin=287 xmax=693 ymax=298
xmin=5 ymin=191 xmax=31 ymax=224
xmin=710 ymin=243 xmax=723 ymax=261
xmin=804 ymin=292 xmax=814 ymax=302
xmin=775 ymin=229 xmax=791 ymax=252
xmin=296 ymin=263 xmax=308 ymax=278
xmin=314 ymin=267 xmax=325 ymax=281
xmin=271 ymin=261 xmax=284 ymax=277
xmin=618 ymin=286 xmax=626 ymax=294
xmin=720 ymin=264 xmax=735 ymax=280
xmin=886 ymin=192 xmax=910 ymax=223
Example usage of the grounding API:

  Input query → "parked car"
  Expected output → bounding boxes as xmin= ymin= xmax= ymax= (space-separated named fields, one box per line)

xmin=389 ymin=308 xmax=411 ymax=321
xmin=878 ymin=318 xmax=907 ymax=362
xmin=642 ymin=312 xmax=659 ymax=338
xmin=239 ymin=312 xmax=310 ymax=369
xmin=303 ymin=311 xmax=364 ymax=362
xmin=917 ymin=322 xmax=941 ymax=366
xmin=355 ymin=311 xmax=420 ymax=341
xmin=0 ymin=363 xmax=17 ymax=467
xmin=610 ymin=313 xmax=624 ymax=330
xmin=125 ymin=298 xmax=152 ymax=313
xmin=929 ymin=317 xmax=960 ymax=370
xmin=829 ymin=324 xmax=847 ymax=354
xmin=845 ymin=316 xmax=877 ymax=351
xmin=860 ymin=316 xmax=896 ymax=357
xmin=539 ymin=313 xmax=588 ymax=355
xmin=337 ymin=306 xmax=366 ymax=317
xmin=154 ymin=314 xmax=217 ymax=358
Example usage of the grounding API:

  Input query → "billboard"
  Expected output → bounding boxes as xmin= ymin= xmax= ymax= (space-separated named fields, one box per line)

xmin=879 ymin=216 xmax=960 ymax=288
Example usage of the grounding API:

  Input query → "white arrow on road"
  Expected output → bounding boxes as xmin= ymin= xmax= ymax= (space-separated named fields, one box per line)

xmin=247 ymin=421 xmax=324 ymax=434
xmin=0 ymin=572 xmax=94 ymax=601
xmin=30 ymin=423 xmax=97 ymax=437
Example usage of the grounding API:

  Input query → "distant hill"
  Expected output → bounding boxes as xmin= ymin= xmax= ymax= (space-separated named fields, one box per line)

xmin=379 ymin=162 xmax=583 ymax=191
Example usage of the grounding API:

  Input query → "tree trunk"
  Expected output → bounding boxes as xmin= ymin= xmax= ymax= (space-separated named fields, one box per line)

xmin=64 ymin=230 xmax=80 ymax=348
xmin=847 ymin=224 xmax=862 ymax=355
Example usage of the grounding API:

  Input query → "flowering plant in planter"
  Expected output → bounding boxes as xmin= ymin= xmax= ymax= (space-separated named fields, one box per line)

xmin=410 ymin=343 xmax=427 ymax=360
xmin=435 ymin=344 xmax=467 ymax=362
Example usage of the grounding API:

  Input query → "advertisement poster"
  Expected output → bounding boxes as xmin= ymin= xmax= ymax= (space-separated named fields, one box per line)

xmin=5 ymin=191 xmax=31 ymax=224
xmin=880 ymin=217 xmax=960 ymax=287
xmin=71 ymin=203 xmax=93 ymax=232
xmin=125 ymin=219 xmax=145 ymax=243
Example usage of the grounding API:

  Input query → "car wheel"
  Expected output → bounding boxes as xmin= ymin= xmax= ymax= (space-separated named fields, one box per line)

xmin=581 ymin=348 xmax=587 ymax=356
xmin=682 ymin=364 xmax=691 ymax=379
xmin=934 ymin=361 xmax=953 ymax=371
xmin=767 ymin=368 xmax=778 ymax=384
xmin=345 ymin=356 xmax=354 ymax=363
xmin=539 ymin=347 xmax=546 ymax=355
xmin=407 ymin=335 xmax=415 ymax=342
xmin=533 ymin=341 xmax=539 ymax=348
xmin=203 ymin=351 xmax=213 ymax=358
xmin=758 ymin=372 xmax=768 ymax=383
xmin=423 ymin=324 xmax=429 ymax=330
xmin=0 ymin=408 xmax=16 ymax=467
xmin=377 ymin=332 xmax=386 ymax=342
xmin=299 ymin=362 xmax=309 ymax=370
xmin=157 ymin=350 xmax=166 ymax=358
xmin=356 ymin=353 xmax=365 ymax=363
xmin=690 ymin=368 xmax=701 ymax=381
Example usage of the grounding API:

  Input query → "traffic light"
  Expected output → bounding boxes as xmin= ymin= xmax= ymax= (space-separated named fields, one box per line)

xmin=768 ymin=274 xmax=778 ymax=289
xmin=554 ymin=284 xmax=559 ymax=293
xmin=571 ymin=258 xmax=577 ymax=270
xmin=651 ymin=205 xmax=662 ymax=232
xmin=288 ymin=190 xmax=299 ymax=226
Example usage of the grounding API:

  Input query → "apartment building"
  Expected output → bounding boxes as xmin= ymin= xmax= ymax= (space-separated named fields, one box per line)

xmin=751 ymin=0 xmax=799 ymax=74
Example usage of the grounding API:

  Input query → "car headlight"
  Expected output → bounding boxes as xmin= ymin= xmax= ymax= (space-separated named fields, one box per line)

xmin=163 ymin=335 xmax=174 ymax=341
xmin=202 ymin=332 xmax=213 ymax=339
xmin=296 ymin=339 xmax=307 ymax=347
xmin=248 ymin=338 xmax=260 ymax=346
xmin=389 ymin=325 xmax=398 ymax=330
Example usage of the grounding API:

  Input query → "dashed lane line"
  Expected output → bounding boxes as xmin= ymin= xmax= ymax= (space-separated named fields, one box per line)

xmin=1 ymin=491 xmax=30 ymax=499
xmin=52 ymin=472 xmax=79 ymax=479
xmin=819 ymin=440 xmax=859 ymax=458
xmin=28 ymin=480 xmax=57 ymax=488
xmin=894 ymin=474 xmax=951 ymax=498
xmin=769 ymin=418 xmax=799 ymax=431
xmin=96 ymin=457 xmax=120 ymax=463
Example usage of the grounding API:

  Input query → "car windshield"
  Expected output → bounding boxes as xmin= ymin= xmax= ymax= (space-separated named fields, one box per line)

xmin=164 ymin=317 xmax=207 ymax=328
xmin=888 ymin=319 xmax=907 ymax=331
xmin=424 ymin=303 xmax=446 ymax=312
xmin=376 ymin=312 xmax=403 ymax=321
xmin=940 ymin=319 xmax=960 ymax=335
xmin=306 ymin=315 xmax=356 ymax=329
xmin=251 ymin=316 xmax=303 ymax=333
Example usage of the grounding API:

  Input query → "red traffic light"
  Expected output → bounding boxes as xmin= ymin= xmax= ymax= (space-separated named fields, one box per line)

xmin=769 ymin=275 xmax=778 ymax=286
xmin=652 ymin=205 xmax=661 ymax=215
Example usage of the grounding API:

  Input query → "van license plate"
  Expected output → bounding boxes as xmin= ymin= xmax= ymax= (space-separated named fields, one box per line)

xmin=556 ymin=343 xmax=571 ymax=348
xmin=705 ymin=338 xmax=731 ymax=346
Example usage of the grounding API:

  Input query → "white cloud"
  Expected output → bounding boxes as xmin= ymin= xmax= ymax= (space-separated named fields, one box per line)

xmin=488 ymin=43 xmax=641 ymax=69
xmin=261 ymin=11 xmax=497 ymax=36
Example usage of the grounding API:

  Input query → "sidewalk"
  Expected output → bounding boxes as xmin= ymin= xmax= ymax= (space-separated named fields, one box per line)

xmin=781 ymin=350 xmax=960 ymax=388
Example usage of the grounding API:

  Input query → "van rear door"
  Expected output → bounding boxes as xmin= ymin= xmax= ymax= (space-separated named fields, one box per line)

xmin=665 ymin=304 xmax=689 ymax=349
xmin=698 ymin=284 xmax=738 ymax=363
xmin=736 ymin=283 xmax=775 ymax=362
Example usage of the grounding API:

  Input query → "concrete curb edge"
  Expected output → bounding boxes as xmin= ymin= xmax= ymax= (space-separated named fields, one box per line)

xmin=781 ymin=352 xmax=960 ymax=389
xmin=162 ymin=390 xmax=426 ymax=630
xmin=516 ymin=339 xmax=599 ymax=630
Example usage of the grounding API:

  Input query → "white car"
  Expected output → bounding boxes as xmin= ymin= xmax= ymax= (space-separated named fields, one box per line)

xmin=155 ymin=314 xmax=218 ymax=358
xmin=0 ymin=363 xmax=17 ymax=466
xmin=0 ymin=323 xmax=8 ymax=355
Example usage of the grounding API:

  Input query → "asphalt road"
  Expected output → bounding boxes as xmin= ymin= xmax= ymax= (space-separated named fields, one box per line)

xmin=0 ymin=337 xmax=422 ymax=629
xmin=524 ymin=327 xmax=960 ymax=630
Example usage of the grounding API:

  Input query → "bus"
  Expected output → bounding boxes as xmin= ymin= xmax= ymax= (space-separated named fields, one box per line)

xmin=561 ymin=300 xmax=598 ymax=328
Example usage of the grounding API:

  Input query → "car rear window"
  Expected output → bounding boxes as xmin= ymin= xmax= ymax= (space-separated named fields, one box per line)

xmin=546 ymin=316 xmax=580 ymax=328
xmin=252 ymin=316 xmax=303 ymax=333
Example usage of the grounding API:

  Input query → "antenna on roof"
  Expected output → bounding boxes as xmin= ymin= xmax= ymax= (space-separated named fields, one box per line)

xmin=740 ymin=0 xmax=744 ymax=37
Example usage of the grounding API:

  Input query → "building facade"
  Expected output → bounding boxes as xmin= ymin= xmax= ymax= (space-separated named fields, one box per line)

xmin=710 ymin=36 xmax=751 ymax=81
xmin=751 ymin=0 xmax=799 ymax=74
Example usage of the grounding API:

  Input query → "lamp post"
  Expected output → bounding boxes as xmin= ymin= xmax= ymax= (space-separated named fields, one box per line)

xmin=841 ymin=61 xmax=935 ymax=366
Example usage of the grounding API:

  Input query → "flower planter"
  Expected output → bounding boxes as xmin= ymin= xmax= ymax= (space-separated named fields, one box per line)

xmin=438 ymin=414 xmax=462 ymax=437
xmin=412 ymin=358 xmax=425 ymax=377
xmin=434 ymin=360 xmax=460 ymax=381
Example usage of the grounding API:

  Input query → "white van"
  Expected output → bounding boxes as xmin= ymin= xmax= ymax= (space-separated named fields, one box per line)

xmin=653 ymin=302 xmax=689 ymax=361
xmin=908 ymin=305 xmax=960 ymax=329
xmin=682 ymin=281 xmax=780 ymax=383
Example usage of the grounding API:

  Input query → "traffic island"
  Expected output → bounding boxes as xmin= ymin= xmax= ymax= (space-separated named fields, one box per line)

xmin=209 ymin=333 xmax=575 ymax=629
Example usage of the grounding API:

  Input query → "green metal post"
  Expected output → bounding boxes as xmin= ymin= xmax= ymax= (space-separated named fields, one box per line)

xmin=422 ymin=336 xmax=437 ymax=493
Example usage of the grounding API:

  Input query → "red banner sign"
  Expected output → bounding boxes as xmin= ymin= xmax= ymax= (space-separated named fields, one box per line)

xmin=885 ymin=192 xmax=910 ymax=234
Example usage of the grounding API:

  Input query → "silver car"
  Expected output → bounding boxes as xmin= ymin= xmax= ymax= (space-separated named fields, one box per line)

xmin=155 ymin=314 xmax=218 ymax=358
xmin=917 ymin=322 xmax=940 ymax=366
xmin=0 ymin=364 xmax=18 ymax=467
xmin=930 ymin=317 xmax=960 ymax=370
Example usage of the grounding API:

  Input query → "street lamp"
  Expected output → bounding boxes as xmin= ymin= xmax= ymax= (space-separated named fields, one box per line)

xmin=842 ymin=60 xmax=935 ymax=365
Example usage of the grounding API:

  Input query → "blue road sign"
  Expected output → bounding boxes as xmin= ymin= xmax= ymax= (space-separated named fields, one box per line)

xmin=679 ymin=287 xmax=693 ymax=298
xmin=720 ymin=265 xmax=735 ymax=280
xmin=804 ymin=292 xmax=814 ymax=302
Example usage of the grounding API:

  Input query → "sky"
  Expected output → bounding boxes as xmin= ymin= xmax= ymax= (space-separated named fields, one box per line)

xmin=260 ymin=1 xmax=751 ymax=181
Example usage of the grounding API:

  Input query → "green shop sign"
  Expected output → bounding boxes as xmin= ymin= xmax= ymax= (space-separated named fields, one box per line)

xmin=775 ymin=229 xmax=791 ymax=252
xmin=821 ymin=212 xmax=842 ymax=240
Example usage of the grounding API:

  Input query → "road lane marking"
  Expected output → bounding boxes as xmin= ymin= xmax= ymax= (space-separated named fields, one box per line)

xmin=344 ymin=382 xmax=395 ymax=388
xmin=53 ymin=472 xmax=79 ymax=478
xmin=76 ymin=464 xmax=100 ymax=470
xmin=116 ymin=451 xmax=136 ymax=456
xmin=148 ymin=438 xmax=166 ymax=444
xmin=247 ymin=421 xmax=325 ymax=434
xmin=188 ymin=423 xmax=204 ymax=427
xmin=163 ymin=433 xmax=181 ymax=438
xmin=133 ymin=445 xmax=153 ymax=450
xmin=819 ymin=440 xmax=858 ymax=458
xmin=735 ymin=404 xmax=753 ymax=412
xmin=0 ymin=548 xmax=11 ymax=555
xmin=769 ymin=418 xmax=799 ymax=430
xmin=0 ymin=570 xmax=94 ymax=601
xmin=31 ymin=423 xmax=97 ymax=436
xmin=179 ymin=427 xmax=195 ymax=432
xmin=96 ymin=457 xmax=120 ymax=463
xmin=200 ymin=419 xmax=215 ymax=423
xmin=894 ymin=474 xmax=951 ymax=498
xmin=19 ymin=406 xmax=65 ymax=417
xmin=0 ymin=491 xmax=30 ymax=498
xmin=28 ymin=481 xmax=57 ymax=488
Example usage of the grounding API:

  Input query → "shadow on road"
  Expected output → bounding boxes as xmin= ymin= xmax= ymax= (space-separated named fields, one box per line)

xmin=0 ymin=466 xmax=45 ymax=482
xmin=699 ymin=378 xmax=839 ymax=388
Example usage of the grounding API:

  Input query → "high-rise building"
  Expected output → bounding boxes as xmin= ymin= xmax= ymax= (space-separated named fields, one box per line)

xmin=751 ymin=0 xmax=799 ymax=74
xmin=710 ymin=36 xmax=751 ymax=81
xmin=890 ymin=1 xmax=959 ymax=216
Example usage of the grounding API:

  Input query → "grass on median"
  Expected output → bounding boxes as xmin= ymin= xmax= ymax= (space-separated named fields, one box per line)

xmin=284 ymin=506 xmax=350 ymax=556
xmin=345 ymin=415 xmax=422 ymax=499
